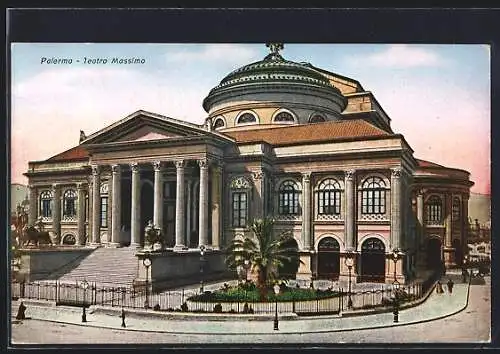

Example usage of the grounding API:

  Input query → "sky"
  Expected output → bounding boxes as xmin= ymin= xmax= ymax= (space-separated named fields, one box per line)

xmin=10 ymin=43 xmax=490 ymax=195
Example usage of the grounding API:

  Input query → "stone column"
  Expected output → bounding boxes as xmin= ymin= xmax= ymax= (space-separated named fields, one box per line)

xmin=445 ymin=193 xmax=453 ymax=247
xmin=174 ymin=160 xmax=186 ymax=250
xmin=416 ymin=189 xmax=424 ymax=246
xmin=461 ymin=194 xmax=469 ymax=247
xmin=186 ymin=180 xmax=192 ymax=247
xmin=344 ymin=169 xmax=356 ymax=251
xmin=301 ymin=172 xmax=312 ymax=250
xmin=91 ymin=165 xmax=101 ymax=244
xmin=251 ymin=169 xmax=265 ymax=220
xmin=390 ymin=168 xmax=402 ymax=250
xmin=211 ymin=163 xmax=223 ymax=249
xmin=77 ymin=183 xmax=86 ymax=245
xmin=130 ymin=163 xmax=141 ymax=248
xmin=52 ymin=184 xmax=61 ymax=244
xmin=110 ymin=164 xmax=122 ymax=247
xmin=153 ymin=161 xmax=164 ymax=237
xmin=198 ymin=158 xmax=209 ymax=248
xmin=28 ymin=185 xmax=37 ymax=225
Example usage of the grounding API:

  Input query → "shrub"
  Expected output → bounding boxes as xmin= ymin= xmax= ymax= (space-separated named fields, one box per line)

xmin=180 ymin=302 xmax=188 ymax=312
xmin=213 ymin=303 xmax=223 ymax=313
xmin=153 ymin=304 xmax=161 ymax=311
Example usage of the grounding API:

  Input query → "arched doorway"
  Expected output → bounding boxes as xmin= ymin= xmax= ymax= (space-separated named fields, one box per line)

xmin=452 ymin=239 xmax=463 ymax=265
xmin=317 ymin=237 xmax=341 ymax=280
xmin=277 ymin=238 xmax=300 ymax=280
xmin=140 ymin=182 xmax=154 ymax=245
xmin=426 ymin=237 xmax=442 ymax=270
xmin=360 ymin=238 xmax=386 ymax=283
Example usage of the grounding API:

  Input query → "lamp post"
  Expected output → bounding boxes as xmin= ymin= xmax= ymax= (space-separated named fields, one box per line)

xmin=143 ymin=256 xmax=152 ymax=309
xmin=243 ymin=259 xmax=251 ymax=283
xmin=81 ymin=279 xmax=89 ymax=323
xmin=344 ymin=252 xmax=354 ymax=309
xmin=273 ymin=284 xmax=280 ymax=331
xmin=391 ymin=249 xmax=402 ymax=282
xmin=392 ymin=279 xmax=400 ymax=323
xmin=199 ymin=245 xmax=206 ymax=294
xmin=463 ymin=255 xmax=469 ymax=283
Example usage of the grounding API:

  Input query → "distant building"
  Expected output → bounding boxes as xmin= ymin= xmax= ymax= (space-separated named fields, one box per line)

xmin=11 ymin=183 xmax=28 ymax=216
xmin=23 ymin=44 xmax=474 ymax=284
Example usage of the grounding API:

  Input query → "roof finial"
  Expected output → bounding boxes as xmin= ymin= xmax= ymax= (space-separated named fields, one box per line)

xmin=265 ymin=43 xmax=284 ymax=61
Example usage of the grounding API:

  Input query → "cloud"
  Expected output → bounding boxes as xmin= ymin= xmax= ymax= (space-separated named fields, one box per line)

xmin=11 ymin=66 xmax=210 ymax=185
xmin=353 ymin=45 xmax=444 ymax=68
xmin=165 ymin=44 xmax=260 ymax=65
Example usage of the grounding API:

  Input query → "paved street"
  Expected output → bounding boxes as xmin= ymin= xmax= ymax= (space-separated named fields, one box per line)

xmin=10 ymin=275 xmax=490 ymax=345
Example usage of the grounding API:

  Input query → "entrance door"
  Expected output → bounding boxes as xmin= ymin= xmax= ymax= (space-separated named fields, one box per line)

xmin=277 ymin=238 xmax=300 ymax=280
xmin=360 ymin=238 xmax=386 ymax=283
xmin=317 ymin=237 xmax=340 ymax=280
xmin=453 ymin=238 xmax=463 ymax=265
xmin=426 ymin=237 xmax=442 ymax=270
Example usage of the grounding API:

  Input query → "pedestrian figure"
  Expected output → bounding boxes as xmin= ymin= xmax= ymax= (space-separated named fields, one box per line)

xmin=121 ymin=308 xmax=126 ymax=328
xmin=16 ymin=302 xmax=26 ymax=320
xmin=447 ymin=279 xmax=454 ymax=294
xmin=436 ymin=281 xmax=444 ymax=294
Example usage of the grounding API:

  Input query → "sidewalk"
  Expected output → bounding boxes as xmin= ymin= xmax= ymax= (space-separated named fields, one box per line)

xmin=11 ymin=273 xmax=470 ymax=335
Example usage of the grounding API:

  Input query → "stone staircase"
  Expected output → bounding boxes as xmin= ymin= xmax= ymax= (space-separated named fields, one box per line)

xmin=57 ymin=247 xmax=139 ymax=287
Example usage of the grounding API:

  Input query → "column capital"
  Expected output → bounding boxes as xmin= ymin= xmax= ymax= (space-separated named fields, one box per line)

xmin=301 ymin=171 xmax=312 ymax=182
xmin=197 ymin=158 xmax=209 ymax=169
xmin=415 ymin=188 xmax=425 ymax=197
xmin=91 ymin=165 xmax=100 ymax=176
xmin=130 ymin=162 xmax=140 ymax=173
xmin=344 ymin=169 xmax=356 ymax=180
xmin=28 ymin=184 xmax=35 ymax=189
xmin=152 ymin=161 xmax=163 ymax=171
xmin=51 ymin=183 xmax=59 ymax=190
xmin=111 ymin=164 xmax=121 ymax=173
xmin=391 ymin=167 xmax=403 ymax=178
xmin=76 ymin=182 xmax=85 ymax=190
xmin=174 ymin=160 xmax=185 ymax=169
xmin=252 ymin=170 xmax=264 ymax=181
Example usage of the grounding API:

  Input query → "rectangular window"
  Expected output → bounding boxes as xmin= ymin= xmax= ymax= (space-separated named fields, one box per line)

xmin=100 ymin=197 xmax=108 ymax=227
xmin=232 ymin=192 xmax=247 ymax=228
xmin=41 ymin=200 xmax=52 ymax=218
xmin=362 ymin=190 xmax=385 ymax=215
xmin=64 ymin=199 xmax=76 ymax=217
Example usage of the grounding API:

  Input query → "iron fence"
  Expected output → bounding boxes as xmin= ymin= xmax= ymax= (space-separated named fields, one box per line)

xmin=11 ymin=275 xmax=434 ymax=315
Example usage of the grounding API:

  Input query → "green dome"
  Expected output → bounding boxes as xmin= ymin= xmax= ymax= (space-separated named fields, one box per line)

xmin=202 ymin=52 xmax=343 ymax=112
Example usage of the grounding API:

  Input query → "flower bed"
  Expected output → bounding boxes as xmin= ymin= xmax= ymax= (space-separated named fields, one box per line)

xmin=188 ymin=282 xmax=340 ymax=302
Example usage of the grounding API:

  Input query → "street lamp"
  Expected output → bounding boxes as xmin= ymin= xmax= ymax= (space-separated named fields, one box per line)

xmin=81 ymin=279 xmax=89 ymax=323
xmin=199 ymin=245 xmax=206 ymax=294
xmin=243 ymin=259 xmax=251 ymax=283
xmin=344 ymin=252 xmax=354 ymax=309
xmin=392 ymin=279 xmax=400 ymax=323
xmin=463 ymin=255 xmax=470 ymax=283
xmin=143 ymin=256 xmax=152 ymax=309
xmin=273 ymin=284 xmax=280 ymax=331
xmin=391 ymin=249 xmax=403 ymax=282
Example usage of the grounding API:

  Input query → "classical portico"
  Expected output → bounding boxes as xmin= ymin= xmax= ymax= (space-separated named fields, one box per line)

xmin=88 ymin=156 xmax=223 ymax=251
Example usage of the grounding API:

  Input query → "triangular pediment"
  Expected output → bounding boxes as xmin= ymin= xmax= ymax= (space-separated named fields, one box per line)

xmin=81 ymin=110 xmax=211 ymax=145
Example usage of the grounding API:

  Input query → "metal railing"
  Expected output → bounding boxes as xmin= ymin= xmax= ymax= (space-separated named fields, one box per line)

xmin=11 ymin=275 xmax=434 ymax=315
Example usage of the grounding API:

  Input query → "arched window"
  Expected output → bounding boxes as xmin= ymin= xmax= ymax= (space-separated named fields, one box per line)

xmin=279 ymin=180 xmax=301 ymax=215
xmin=39 ymin=190 xmax=53 ymax=218
xmin=213 ymin=118 xmax=225 ymax=130
xmin=426 ymin=196 xmax=443 ymax=223
xmin=310 ymin=114 xmax=326 ymax=123
xmin=361 ymin=176 xmax=386 ymax=215
xmin=452 ymin=196 xmax=461 ymax=221
xmin=63 ymin=189 xmax=77 ymax=218
xmin=237 ymin=112 xmax=257 ymax=124
xmin=317 ymin=178 xmax=341 ymax=215
xmin=274 ymin=111 xmax=295 ymax=123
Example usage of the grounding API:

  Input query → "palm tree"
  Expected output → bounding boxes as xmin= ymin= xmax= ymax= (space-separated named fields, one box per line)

xmin=225 ymin=217 xmax=301 ymax=299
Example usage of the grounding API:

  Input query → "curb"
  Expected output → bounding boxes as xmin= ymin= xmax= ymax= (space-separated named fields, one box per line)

xmin=12 ymin=282 xmax=471 ymax=335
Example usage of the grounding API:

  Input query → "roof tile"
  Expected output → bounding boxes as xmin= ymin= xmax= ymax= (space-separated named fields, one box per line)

xmin=46 ymin=145 xmax=89 ymax=162
xmin=223 ymin=119 xmax=390 ymax=145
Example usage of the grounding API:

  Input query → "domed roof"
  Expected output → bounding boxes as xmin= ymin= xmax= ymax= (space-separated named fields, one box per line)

xmin=202 ymin=44 xmax=344 ymax=112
